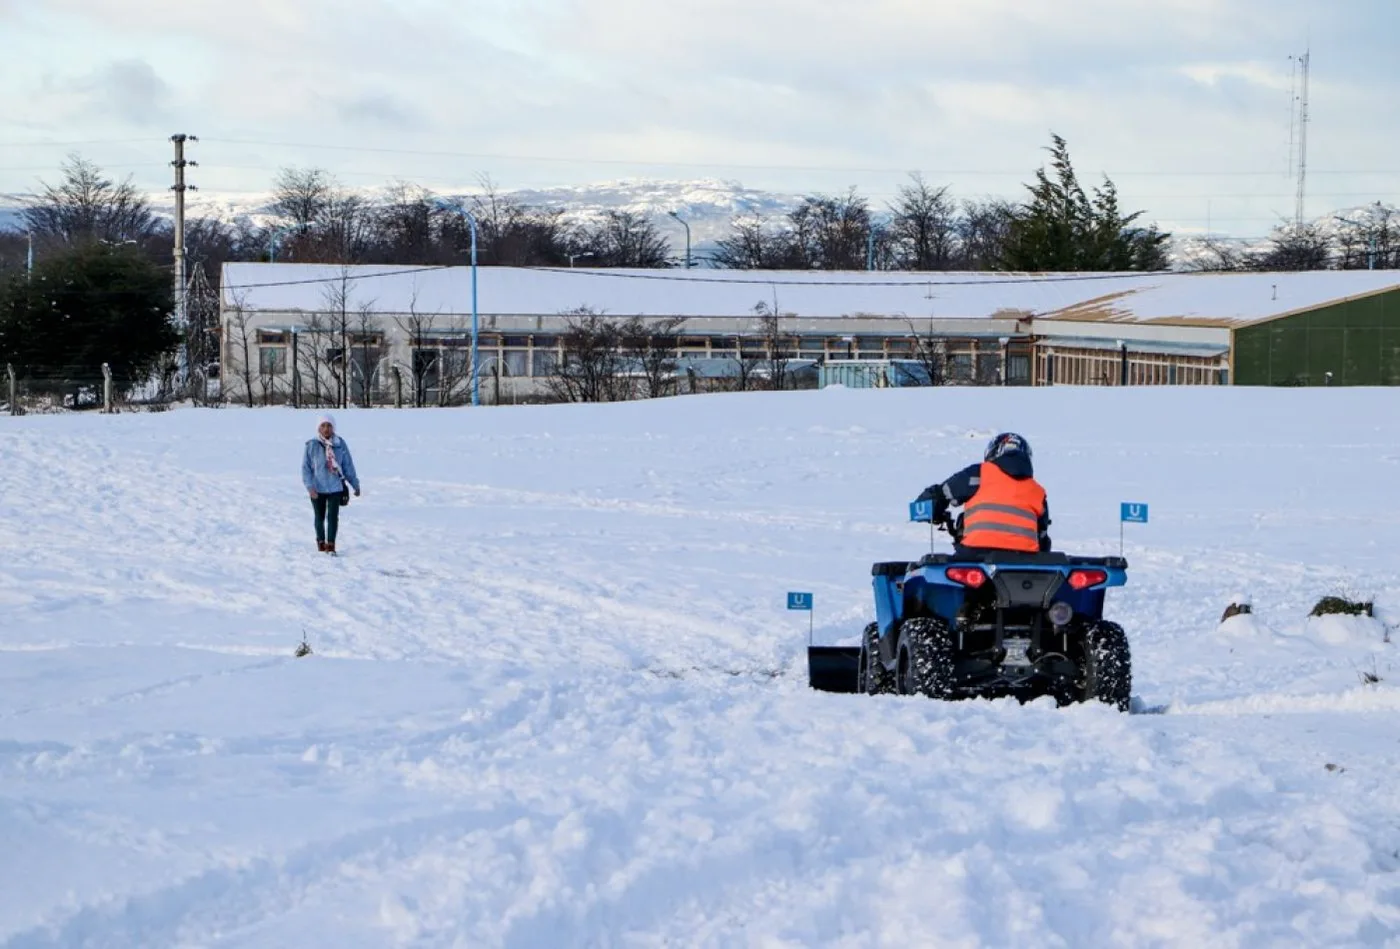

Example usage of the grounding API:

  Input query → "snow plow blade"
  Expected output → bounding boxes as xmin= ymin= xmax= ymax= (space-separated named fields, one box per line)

xmin=807 ymin=645 xmax=861 ymax=693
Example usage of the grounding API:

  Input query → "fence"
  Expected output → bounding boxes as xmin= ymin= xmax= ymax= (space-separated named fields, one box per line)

xmin=3 ymin=362 xmax=217 ymax=415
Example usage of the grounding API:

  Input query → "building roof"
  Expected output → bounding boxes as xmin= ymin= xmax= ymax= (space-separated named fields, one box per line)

xmin=221 ymin=263 xmax=1400 ymax=329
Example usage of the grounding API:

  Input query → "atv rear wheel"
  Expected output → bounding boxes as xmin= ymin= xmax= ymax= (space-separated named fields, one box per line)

xmin=897 ymin=617 xmax=956 ymax=699
xmin=859 ymin=622 xmax=895 ymax=695
xmin=1082 ymin=620 xmax=1132 ymax=712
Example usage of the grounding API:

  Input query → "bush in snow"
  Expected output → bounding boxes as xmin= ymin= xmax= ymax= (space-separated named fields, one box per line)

xmin=1221 ymin=601 xmax=1252 ymax=623
xmin=1309 ymin=596 xmax=1374 ymax=618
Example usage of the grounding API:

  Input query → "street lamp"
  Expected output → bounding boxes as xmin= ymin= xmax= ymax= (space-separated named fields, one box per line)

xmin=436 ymin=202 xmax=481 ymax=407
xmin=667 ymin=210 xmax=691 ymax=269
xmin=1335 ymin=211 xmax=1378 ymax=271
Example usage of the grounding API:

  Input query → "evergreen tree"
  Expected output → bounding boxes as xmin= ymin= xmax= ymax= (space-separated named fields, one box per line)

xmin=1000 ymin=135 xmax=1170 ymax=271
xmin=0 ymin=243 xmax=177 ymax=402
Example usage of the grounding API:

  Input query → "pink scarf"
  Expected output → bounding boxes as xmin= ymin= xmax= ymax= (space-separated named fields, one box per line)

xmin=319 ymin=436 xmax=341 ymax=477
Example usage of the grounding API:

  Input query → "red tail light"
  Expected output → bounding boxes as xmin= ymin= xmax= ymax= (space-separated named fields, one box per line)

xmin=1068 ymin=569 xmax=1108 ymax=590
xmin=947 ymin=567 xmax=988 ymax=588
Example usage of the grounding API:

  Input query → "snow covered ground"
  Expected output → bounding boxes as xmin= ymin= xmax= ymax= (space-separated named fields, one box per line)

xmin=1 ymin=387 xmax=1398 ymax=947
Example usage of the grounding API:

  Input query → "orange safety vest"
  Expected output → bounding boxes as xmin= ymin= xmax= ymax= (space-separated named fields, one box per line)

xmin=961 ymin=462 xmax=1046 ymax=552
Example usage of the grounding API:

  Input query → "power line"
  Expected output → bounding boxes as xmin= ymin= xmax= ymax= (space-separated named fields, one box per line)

xmin=0 ymin=138 xmax=161 ymax=149
xmin=220 ymin=264 xmax=1173 ymax=294
xmin=198 ymin=137 xmax=1400 ymax=178
xmin=221 ymin=264 xmax=456 ymax=292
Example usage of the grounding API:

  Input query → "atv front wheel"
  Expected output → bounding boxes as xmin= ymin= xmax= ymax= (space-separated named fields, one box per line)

xmin=897 ymin=617 xmax=956 ymax=699
xmin=1082 ymin=620 xmax=1132 ymax=712
xmin=859 ymin=622 xmax=895 ymax=695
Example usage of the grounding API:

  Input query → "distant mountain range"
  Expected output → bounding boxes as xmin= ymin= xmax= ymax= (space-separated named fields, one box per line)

xmin=0 ymin=178 xmax=798 ymax=260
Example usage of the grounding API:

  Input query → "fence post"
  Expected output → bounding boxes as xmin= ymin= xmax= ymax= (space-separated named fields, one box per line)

xmin=392 ymin=366 xmax=403 ymax=408
xmin=291 ymin=330 xmax=301 ymax=409
xmin=101 ymin=363 xmax=114 ymax=413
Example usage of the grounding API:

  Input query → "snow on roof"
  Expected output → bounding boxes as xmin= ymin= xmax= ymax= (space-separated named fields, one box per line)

xmin=221 ymin=263 xmax=1400 ymax=328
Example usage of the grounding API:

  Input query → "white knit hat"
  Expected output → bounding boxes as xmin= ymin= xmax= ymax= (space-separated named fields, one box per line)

xmin=318 ymin=413 xmax=336 ymax=430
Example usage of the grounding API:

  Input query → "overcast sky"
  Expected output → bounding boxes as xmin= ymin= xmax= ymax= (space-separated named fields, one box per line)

xmin=2 ymin=0 xmax=1397 ymax=240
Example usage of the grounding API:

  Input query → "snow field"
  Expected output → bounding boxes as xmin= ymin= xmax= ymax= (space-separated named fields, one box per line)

xmin=1 ymin=386 xmax=1398 ymax=947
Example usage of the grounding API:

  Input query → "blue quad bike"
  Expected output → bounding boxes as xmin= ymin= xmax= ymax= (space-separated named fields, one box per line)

xmin=808 ymin=499 xmax=1132 ymax=711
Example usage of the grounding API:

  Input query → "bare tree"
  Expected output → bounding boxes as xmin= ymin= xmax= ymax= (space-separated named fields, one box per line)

xmin=579 ymin=211 xmax=671 ymax=268
xmin=224 ymin=291 xmax=257 ymax=408
xmin=1180 ymin=237 xmax=1248 ymax=272
xmin=622 ymin=315 xmax=685 ymax=399
xmin=717 ymin=334 xmax=764 ymax=392
xmin=180 ymin=216 xmax=242 ymax=276
xmin=271 ymin=167 xmax=334 ymax=232
xmin=904 ymin=318 xmax=948 ymax=386
xmin=23 ymin=155 xmax=160 ymax=251
xmin=955 ymin=199 xmax=1017 ymax=270
xmin=350 ymin=300 xmax=382 ymax=405
xmin=1253 ymin=223 xmax=1332 ymax=271
xmin=319 ymin=268 xmax=357 ymax=408
xmin=393 ymin=289 xmax=441 ymax=407
xmin=788 ymin=190 xmax=873 ymax=270
xmin=373 ymin=181 xmax=440 ymax=265
xmin=1336 ymin=202 xmax=1399 ymax=270
xmin=296 ymin=310 xmax=333 ymax=407
xmin=314 ymin=191 xmax=375 ymax=264
xmin=753 ymin=301 xmax=793 ymax=391
xmin=713 ymin=215 xmax=795 ymax=270
xmin=889 ymin=174 xmax=958 ymax=270
xmin=545 ymin=307 xmax=631 ymax=402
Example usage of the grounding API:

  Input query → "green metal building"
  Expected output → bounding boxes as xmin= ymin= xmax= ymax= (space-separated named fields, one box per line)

xmin=1231 ymin=286 xmax=1400 ymax=385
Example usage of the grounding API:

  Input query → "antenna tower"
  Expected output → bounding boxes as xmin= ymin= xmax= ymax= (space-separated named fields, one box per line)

xmin=1293 ymin=50 xmax=1310 ymax=230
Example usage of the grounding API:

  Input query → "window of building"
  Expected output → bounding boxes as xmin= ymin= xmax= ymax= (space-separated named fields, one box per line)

xmin=533 ymin=349 xmax=559 ymax=377
xmin=947 ymin=353 xmax=973 ymax=382
xmin=503 ymin=350 xmax=528 ymax=377
xmin=259 ymin=346 xmax=287 ymax=376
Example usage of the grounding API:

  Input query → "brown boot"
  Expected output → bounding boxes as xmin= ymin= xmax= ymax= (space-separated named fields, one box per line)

xmin=325 ymin=542 xmax=336 ymax=555
xmin=317 ymin=541 xmax=327 ymax=552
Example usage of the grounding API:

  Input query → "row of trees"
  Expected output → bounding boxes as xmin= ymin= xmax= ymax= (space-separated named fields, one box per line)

xmin=6 ymin=137 xmax=1396 ymax=281
xmin=715 ymin=138 xmax=1171 ymax=272
xmin=0 ymin=137 xmax=1177 ymax=281
xmin=1185 ymin=205 xmax=1400 ymax=272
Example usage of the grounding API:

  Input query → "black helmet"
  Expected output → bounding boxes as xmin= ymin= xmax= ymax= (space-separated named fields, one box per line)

xmin=985 ymin=432 xmax=1031 ymax=461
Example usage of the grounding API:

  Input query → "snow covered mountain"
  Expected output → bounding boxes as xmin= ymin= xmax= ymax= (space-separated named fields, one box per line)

xmin=0 ymin=178 xmax=800 ymax=249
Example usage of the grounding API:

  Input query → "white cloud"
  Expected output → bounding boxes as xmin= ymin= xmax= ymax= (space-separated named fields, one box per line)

xmin=1 ymin=0 xmax=1396 ymax=240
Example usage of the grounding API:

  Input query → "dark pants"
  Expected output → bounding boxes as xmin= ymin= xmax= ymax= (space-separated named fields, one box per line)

xmin=311 ymin=492 xmax=341 ymax=544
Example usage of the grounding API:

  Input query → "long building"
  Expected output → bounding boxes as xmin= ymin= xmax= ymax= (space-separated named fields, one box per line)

xmin=217 ymin=263 xmax=1400 ymax=403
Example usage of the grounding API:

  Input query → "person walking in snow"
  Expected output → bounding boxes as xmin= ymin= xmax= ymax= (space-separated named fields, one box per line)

xmin=916 ymin=432 xmax=1051 ymax=553
xmin=302 ymin=413 xmax=360 ymax=554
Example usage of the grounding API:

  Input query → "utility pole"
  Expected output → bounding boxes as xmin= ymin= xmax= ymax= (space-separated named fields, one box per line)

xmin=171 ymin=134 xmax=198 ymax=384
xmin=1292 ymin=50 xmax=1310 ymax=231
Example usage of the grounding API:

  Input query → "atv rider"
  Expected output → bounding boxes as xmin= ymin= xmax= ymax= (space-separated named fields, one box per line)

xmin=916 ymin=432 xmax=1051 ymax=553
